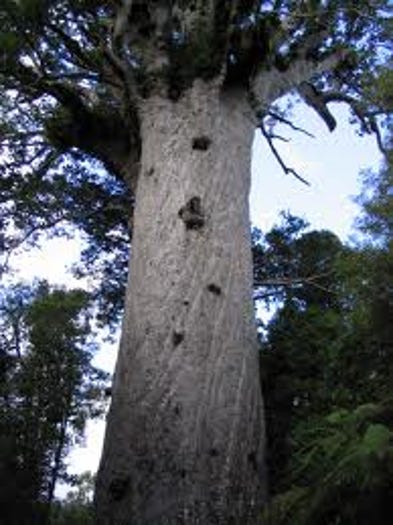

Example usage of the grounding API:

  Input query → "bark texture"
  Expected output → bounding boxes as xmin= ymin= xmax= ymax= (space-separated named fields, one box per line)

xmin=95 ymin=81 xmax=266 ymax=524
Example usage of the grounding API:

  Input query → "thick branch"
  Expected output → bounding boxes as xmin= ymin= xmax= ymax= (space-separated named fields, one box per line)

xmin=298 ymin=82 xmax=337 ymax=131
xmin=9 ymin=62 xmax=141 ymax=189
xmin=45 ymin=100 xmax=140 ymax=190
xmin=251 ymin=49 xmax=348 ymax=110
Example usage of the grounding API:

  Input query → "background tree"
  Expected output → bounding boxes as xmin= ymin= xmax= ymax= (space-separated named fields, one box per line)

xmin=0 ymin=1 xmax=392 ymax=523
xmin=253 ymin=213 xmax=348 ymax=489
xmin=51 ymin=471 xmax=95 ymax=525
xmin=258 ymin=143 xmax=393 ymax=523
xmin=0 ymin=282 xmax=108 ymax=525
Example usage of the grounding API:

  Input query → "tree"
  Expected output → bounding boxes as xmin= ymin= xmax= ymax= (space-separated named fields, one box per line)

xmin=51 ymin=471 xmax=95 ymax=525
xmin=0 ymin=282 xmax=108 ymax=525
xmin=258 ymin=146 xmax=393 ymax=523
xmin=0 ymin=2 xmax=392 ymax=523
xmin=252 ymin=213 xmax=348 ymax=490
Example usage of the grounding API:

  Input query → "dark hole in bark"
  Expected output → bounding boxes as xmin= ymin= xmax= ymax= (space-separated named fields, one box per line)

xmin=109 ymin=476 xmax=130 ymax=501
xmin=174 ymin=404 xmax=181 ymax=416
xmin=192 ymin=136 xmax=211 ymax=150
xmin=247 ymin=451 xmax=258 ymax=472
xmin=180 ymin=469 xmax=186 ymax=478
xmin=183 ymin=300 xmax=189 ymax=306
xmin=168 ymin=85 xmax=182 ymax=101
xmin=104 ymin=387 xmax=112 ymax=397
xmin=146 ymin=166 xmax=154 ymax=177
xmin=178 ymin=196 xmax=205 ymax=230
xmin=207 ymin=283 xmax=222 ymax=296
xmin=172 ymin=331 xmax=184 ymax=347
xmin=209 ymin=448 xmax=219 ymax=457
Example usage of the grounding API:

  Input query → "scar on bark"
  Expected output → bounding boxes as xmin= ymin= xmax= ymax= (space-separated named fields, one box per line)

xmin=207 ymin=283 xmax=222 ymax=295
xmin=178 ymin=196 xmax=205 ymax=230
xmin=172 ymin=331 xmax=184 ymax=347
xmin=247 ymin=451 xmax=258 ymax=472
xmin=108 ymin=476 xmax=130 ymax=501
xmin=192 ymin=136 xmax=211 ymax=150
xmin=145 ymin=166 xmax=154 ymax=176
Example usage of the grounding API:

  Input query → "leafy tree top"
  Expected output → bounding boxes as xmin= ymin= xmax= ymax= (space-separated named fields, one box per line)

xmin=1 ymin=0 xmax=392 ymax=324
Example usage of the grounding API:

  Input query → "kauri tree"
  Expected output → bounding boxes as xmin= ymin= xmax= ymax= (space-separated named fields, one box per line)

xmin=0 ymin=1 xmax=392 ymax=523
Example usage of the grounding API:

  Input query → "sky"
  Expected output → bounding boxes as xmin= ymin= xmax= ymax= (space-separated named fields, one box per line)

xmin=6 ymin=97 xmax=383 ymax=495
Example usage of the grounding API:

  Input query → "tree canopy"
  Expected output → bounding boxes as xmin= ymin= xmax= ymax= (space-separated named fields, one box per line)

xmin=1 ymin=0 xmax=392 ymax=326
xmin=0 ymin=281 xmax=108 ymax=525
xmin=257 ymin=144 xmax=393 ymax=523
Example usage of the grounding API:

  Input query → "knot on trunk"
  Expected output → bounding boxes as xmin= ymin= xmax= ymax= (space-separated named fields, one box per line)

xmin=172 ymin=331 xmax=184 ymax=347
xmin=192 ymin=136 xmax=211 ymax=151
xmin=178 ymin=196 xmax=205 ymax=230
xmin=108 ymin=476 xmax=130 ymax=501
xmin=207 ymin=283 xmax=222 ymax=295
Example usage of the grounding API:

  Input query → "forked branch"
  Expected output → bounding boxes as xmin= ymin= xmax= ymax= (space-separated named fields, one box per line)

xmin=259 ymin=120 xmax=310 ymax=185
xmin=266 ymin=110 xmax=315 ymax=138
xmin=323 ymin=91 xmax=387 ymax=154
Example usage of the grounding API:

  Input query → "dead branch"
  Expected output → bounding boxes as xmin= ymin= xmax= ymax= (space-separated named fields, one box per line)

xmin=266 ymin=110 xmax=315 ymax=138
xmin=259 ymin=120 xmax=311 ymax=186
xmin=253 ymin=270 xmax=338 ymax=300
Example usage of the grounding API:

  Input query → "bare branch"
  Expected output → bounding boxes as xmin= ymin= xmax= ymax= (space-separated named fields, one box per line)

xmin=259 ymin=120 xmax=310 ymax=186
xmin=253 ymin=270 xmax=338 ymax=300
xmin=266 ymin=110 xmax=315 ymax=138
xmin=318 ymin=90 xmax=387 ymax=154
xmin=269 ymin=134 xmax=290 ymax=142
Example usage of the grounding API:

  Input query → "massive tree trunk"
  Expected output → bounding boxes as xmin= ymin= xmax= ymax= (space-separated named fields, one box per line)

xmin=95 ymin=81 xmax=266 ymax=525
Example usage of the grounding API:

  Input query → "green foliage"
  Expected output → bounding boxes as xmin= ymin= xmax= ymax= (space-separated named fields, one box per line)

xmin=51 ymin=471 xmax=95 ymax=525
xmin=1 ymin=1 xmax=392 ymax=331
xmin=259 ymin=148 xmax=393 ymax=524
xmin=0 ymin=282 xmax=108 ymax=525
xmin=355 ymin=159 xmax=393 ymax=247
xmin=253 ymin=212 xmax=344 ymax=309
xmin=264 ymin=401 xmax=393 ymax=525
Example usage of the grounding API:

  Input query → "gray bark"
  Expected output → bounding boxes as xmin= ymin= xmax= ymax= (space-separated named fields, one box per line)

xmin=95 ymin=81 xmax=266 ymax=525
